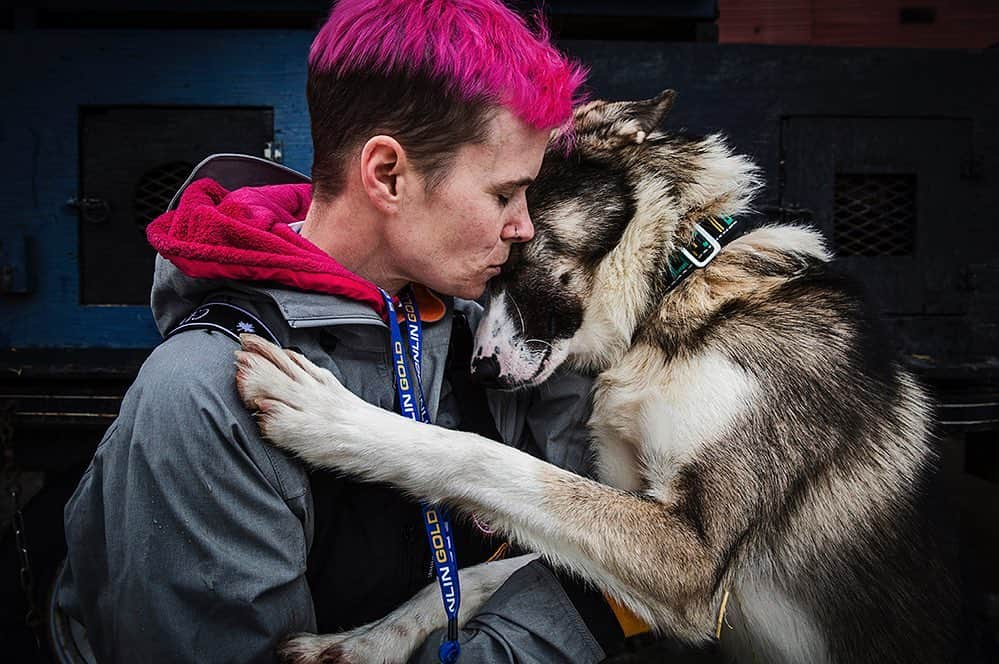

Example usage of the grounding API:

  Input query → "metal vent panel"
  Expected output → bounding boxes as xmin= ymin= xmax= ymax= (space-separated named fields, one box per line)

xmin=79 ymin=106 xmax=274 ymax=305
xmin=135 ymin=161 xmax=193 ymax=227
xmin=833 ymin=173 xmax=916 ymax=257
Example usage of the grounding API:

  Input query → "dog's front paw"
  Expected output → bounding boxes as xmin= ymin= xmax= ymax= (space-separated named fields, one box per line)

xmin=276 ymin=632 xmax=346 ymax=664
xmin=234 ymin=334 xmax=368 ymax=466
xmin=277 ymin=626 xmax=411 ymax=664
xmin=234 ymin=334 xmax=343 ymax=410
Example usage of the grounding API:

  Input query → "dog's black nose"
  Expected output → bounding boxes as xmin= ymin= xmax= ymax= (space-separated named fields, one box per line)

xmin=471 ymin=354 xmax=501 ymax=386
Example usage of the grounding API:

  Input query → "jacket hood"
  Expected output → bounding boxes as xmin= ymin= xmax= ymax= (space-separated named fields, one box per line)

xmin=146 ymin=177 xmax=388 ymax=325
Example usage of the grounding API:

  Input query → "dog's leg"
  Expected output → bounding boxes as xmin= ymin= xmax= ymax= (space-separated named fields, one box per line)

xmin=277 ymin=554 xmax=538 ymax=664
xmin=236 ymin=335 xmax=721 ymax=640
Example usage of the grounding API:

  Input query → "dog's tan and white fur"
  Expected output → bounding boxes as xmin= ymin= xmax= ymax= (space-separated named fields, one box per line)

xmin=235 ymin=91 xmax=959 ymax=663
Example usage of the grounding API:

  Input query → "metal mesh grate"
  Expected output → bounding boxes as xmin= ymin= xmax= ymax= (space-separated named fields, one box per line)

xmin=833 ymin=173 xmax=916 ymax=256
xmin=134 ymin=161 xmax=193 ymax=226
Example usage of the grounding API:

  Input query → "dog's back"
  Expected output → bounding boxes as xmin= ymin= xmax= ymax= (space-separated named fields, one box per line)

xmin=588 ymin=223 xmax=961 ymax=663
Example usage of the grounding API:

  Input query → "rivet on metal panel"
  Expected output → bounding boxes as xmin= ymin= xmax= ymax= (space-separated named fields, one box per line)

xmin=264 ymin=141 xmax=284 ymax=164
xmin=66 ymin=197 xmax=111 ymax=224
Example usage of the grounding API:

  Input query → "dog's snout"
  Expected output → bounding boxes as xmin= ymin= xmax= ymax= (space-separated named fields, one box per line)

xmin=471 ymin=354 xmax=502 ymax=386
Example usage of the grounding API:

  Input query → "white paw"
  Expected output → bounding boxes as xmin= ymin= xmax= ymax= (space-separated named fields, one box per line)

xmin=276 ymin=632 xmax=346 ymax=664
xmin=234 ymin=334 xmax=369 ymax=467
xmin=277 ymin=624 xmax=417 ymax=664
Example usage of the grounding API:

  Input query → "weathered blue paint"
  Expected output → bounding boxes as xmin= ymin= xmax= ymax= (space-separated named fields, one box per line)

xmin=1 ymin=28 xmax=315 ymax=348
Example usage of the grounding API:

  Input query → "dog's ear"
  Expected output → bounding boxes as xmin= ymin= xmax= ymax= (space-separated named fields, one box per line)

xmin=627 ymin=90 xmax=677 ymax=141
xmin=573 ymin=89 xmax=677 ymax=147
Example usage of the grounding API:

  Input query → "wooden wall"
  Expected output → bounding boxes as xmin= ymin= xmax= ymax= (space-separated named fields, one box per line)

xmin=718 ymin=0 xmax=999 ymax=48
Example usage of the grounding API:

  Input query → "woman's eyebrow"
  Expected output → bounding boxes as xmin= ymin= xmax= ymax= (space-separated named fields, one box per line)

xmin=493 ymin=177 xmax=535 ymax=190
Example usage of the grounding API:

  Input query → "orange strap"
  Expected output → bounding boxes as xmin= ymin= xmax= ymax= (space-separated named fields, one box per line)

xmin=604 ymin=594 xmax=651 ymax=637
xmin=396 ymin=283 xmax=446 ymax=323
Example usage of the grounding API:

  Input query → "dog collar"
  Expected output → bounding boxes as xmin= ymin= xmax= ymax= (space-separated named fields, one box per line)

xmin=664 ymin=215 xmax=740 ymax=292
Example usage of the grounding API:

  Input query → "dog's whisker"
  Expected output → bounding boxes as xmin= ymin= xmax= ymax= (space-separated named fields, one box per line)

xmin=507 ymin=292 xmax=527 ymax=335
xmin=523 ymin=338 xmax=554 ymax=351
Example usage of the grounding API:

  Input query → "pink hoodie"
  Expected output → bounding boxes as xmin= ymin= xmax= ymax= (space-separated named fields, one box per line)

xmin=146 ymin=178 xmax=388 ymax=319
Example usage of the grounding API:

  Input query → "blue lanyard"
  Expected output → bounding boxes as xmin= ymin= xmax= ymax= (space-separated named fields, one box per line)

xmin=381 ymin=287 xmax=461 ymax=664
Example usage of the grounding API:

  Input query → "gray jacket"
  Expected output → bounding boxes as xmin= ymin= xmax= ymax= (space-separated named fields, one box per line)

xmin=56 ymin=252 xmax=604 ymax=663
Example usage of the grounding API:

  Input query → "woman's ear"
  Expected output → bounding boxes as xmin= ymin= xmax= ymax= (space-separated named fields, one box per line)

xmin=359 ymin=135 xmax=407 ymax=213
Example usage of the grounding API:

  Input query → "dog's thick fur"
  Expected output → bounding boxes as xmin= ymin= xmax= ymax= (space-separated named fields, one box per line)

xmin=234 ymin=91 xmax=960 ymax=664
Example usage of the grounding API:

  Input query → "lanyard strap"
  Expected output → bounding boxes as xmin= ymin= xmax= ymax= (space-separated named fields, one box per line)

xmin=381 ymin=287 xmax=462 ymax=664
xmin=393 ymin=290 xmax=431 ymax=423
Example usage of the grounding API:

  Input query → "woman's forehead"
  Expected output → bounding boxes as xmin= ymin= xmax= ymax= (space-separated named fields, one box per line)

xmin=452 ymin=109 xmax=548 ymax=182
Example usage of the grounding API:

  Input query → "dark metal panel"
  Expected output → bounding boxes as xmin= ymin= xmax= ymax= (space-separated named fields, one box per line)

xmin=78 ymin=106 xmax=274 ymax=304
xmin=0 ymin=232 xmax=32 ymax=294
xmin=556 ymin=42 xmax=998 ymax=374
xmin=779 ymin=116 xmax=975 ymax=317
xmin=533 ymin=1 xmax=718 ymax=18
xmin=32 ymin=2 xmax=719 ymax=32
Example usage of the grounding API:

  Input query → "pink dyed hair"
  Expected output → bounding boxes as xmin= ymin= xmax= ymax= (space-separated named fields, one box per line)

xmin=309 ymin=0 xmax=586 ymax=131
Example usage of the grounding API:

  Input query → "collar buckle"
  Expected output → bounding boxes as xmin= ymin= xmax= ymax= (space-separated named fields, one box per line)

xmin=679 ymin=223 xmax=722 ymax=268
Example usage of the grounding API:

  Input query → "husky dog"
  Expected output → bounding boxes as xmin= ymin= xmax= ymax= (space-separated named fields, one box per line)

xmin=234 ymin=90 xmax=960 ymax=663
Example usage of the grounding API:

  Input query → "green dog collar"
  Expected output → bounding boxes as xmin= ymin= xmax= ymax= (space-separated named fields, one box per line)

xmin=664 ymin=215 xmax=740 ymax=293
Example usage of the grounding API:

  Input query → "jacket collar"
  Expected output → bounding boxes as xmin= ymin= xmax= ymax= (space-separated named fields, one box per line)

xmin=240 ymin=283 xmax=449 ymax=329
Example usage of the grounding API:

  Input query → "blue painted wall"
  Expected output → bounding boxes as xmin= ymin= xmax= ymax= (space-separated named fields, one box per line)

xmin=1 ymin=28 xmax=316 ymax=348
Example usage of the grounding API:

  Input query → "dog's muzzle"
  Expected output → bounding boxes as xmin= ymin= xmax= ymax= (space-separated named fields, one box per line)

xmin=470 ymin=354 xmax=502 ymax=387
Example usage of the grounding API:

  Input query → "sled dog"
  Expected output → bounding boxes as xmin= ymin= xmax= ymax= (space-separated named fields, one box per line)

xmin=234 ymin=90 xmax=959 ymax=664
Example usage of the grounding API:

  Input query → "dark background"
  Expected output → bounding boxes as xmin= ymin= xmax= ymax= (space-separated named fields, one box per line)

xmin=1 ymin=1 xmax=997 ymax=661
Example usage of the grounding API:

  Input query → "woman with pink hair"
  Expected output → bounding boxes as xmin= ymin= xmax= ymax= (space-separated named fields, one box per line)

xmin=57 ymin=1 xmax=629 ymax=662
